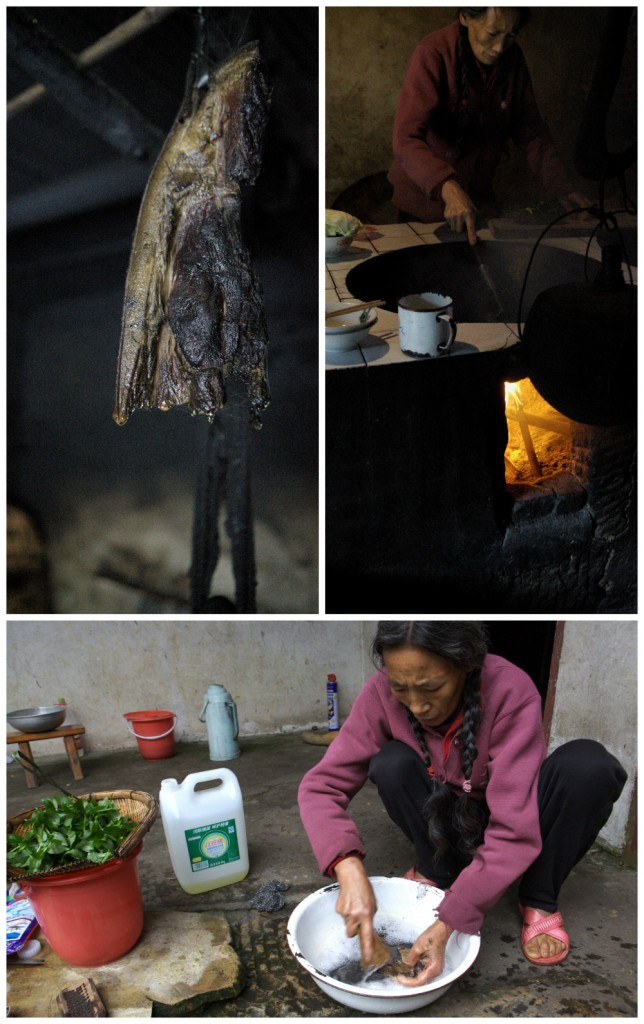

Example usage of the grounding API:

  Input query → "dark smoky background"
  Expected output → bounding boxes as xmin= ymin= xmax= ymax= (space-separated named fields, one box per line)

xmin=7 ymin=7 xmax=319 ymax=613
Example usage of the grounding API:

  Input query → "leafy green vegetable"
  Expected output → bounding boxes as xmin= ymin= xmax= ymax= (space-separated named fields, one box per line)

xmin=520 ymin=201 xmax=562 ymax=220
xmin=7 ymin=796 xmax=136 ymax=874
xmin=325 ymin=209 xmax=361 ymax=237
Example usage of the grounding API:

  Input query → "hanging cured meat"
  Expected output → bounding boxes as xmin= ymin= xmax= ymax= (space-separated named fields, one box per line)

xmin=113 ymin=41 xmax=271 ymax=428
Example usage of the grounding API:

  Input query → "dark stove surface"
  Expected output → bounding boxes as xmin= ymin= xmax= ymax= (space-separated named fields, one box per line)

xmin=346 ymin=240 xmax=599 ymax=324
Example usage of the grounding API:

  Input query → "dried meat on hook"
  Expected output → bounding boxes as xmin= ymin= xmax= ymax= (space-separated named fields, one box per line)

xmin=113 ymin=40 xmax=271 ymax=428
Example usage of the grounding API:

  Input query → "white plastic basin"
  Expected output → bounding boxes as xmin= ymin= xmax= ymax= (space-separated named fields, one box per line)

xmin=286 ymin=876 xmax=480 ymax=1014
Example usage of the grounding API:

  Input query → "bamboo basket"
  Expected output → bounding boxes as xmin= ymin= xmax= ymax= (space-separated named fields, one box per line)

xmin=7 ymin=789 xmax=158 ymax=883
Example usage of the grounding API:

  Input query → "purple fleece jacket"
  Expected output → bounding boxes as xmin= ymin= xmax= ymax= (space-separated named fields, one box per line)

xmin=298 ymin=654 xmax=546 ymax=934
xmin=388 ymin=21 xmax=574 ymax=221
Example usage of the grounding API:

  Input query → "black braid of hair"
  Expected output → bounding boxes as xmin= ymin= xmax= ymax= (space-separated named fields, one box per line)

xmin=455 ymin=22 xmax=512 ymax=156
xmin=371 ymin=621 xmax=491 ymax=870
xmin=408 ymin=667 xmax=489 ymax=869
xmin=455 ymin=23 xmax=474 ymax=152
xmin=459 ymin=667 xmax=482 ymax=781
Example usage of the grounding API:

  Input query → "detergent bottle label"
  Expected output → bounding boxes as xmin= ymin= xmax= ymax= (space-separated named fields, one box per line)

xmin=184 ymin=818 xmax=241 ymax=872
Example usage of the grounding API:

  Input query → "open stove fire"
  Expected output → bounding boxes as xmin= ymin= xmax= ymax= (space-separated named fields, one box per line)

xmin=329 ymin=237 xmax=636 ymax=612
xmin=504 ymin=379 xmax=572 ymax=483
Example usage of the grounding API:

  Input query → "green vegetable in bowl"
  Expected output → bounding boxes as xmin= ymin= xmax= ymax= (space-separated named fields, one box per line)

xmin=325 ymin=209 xmax=361 ymax=237
xmin=7 ymin=795 xmax=137 ymax=874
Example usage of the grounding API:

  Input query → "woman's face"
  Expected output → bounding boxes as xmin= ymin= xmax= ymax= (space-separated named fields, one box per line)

xmin=459 ymin=8 xmax=522 ymax=66
xmin=383 ymin=645 xmax=467 ymax=727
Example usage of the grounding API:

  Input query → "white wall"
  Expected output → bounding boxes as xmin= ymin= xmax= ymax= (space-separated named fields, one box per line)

xmin=6 ymin=620 xmax=377 ymax=754
xmin=547 ymin=620 xmax=636 ymax=853
xmin=7 ymin=619 xmax=635 ymax=855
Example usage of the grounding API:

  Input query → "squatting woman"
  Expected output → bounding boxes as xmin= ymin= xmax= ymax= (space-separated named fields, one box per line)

xmin=298 ymin=621 xmax=626 ymax=983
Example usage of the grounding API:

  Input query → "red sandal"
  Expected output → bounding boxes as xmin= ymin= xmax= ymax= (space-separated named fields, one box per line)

xmin=519 ymin=903 xmax=570 ymax=965
xmin=403 ymin=867 xmax=439 ymax=886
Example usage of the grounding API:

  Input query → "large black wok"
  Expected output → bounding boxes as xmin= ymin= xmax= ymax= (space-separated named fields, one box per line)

xmin=346 ymin=240 xmax=595 ymax=322
xmin=346 ymin=240 xmax=636 ymax=424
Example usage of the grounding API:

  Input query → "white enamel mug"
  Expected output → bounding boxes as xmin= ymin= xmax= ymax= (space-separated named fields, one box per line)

xmin=398 ymin=292 xmax=457 ymax=357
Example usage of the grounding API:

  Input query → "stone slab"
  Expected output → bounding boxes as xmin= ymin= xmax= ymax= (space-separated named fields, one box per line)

xmin=6 ymin=911 xmax=244 ymax=1017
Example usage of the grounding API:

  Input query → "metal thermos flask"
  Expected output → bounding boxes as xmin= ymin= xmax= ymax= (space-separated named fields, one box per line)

xmin=199 ymin=684 xmax=240 ymax=761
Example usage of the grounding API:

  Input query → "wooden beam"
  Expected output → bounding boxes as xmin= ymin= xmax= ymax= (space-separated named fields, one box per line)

xmin=7 ymin=8 xmax=180 ymax=119
xmin=7 ymin=10 xmax=165 ymax=158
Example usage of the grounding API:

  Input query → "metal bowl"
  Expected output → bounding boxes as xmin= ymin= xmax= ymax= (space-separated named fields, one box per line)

xmin=287 ymin=876 xmax=480 ymax=1014
xmin=7 ymin=706 xmax=67 ymax=733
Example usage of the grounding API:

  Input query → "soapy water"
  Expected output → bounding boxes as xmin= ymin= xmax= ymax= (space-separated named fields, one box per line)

xmin=325 ymin=915 xmax=452 ymax=992
xmin=329 ymin=946 xmax=453 ymax=992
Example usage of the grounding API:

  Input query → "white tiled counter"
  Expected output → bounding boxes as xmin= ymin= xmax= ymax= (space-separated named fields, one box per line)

xmin=325 ymin=221 xmax=602 ymax=369
xmin=325 ymin=217 xmax=636 ymax=614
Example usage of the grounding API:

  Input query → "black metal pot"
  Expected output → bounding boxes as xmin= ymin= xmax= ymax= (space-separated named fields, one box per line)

xmin=346 ymin=239 xmax=635 ymax=424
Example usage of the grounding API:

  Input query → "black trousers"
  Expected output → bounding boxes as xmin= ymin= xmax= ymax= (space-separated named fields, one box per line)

xmin=368 ymin=738 xmax=627 ymax=913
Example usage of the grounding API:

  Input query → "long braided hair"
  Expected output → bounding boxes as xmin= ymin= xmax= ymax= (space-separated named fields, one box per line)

xmin=372 ymin=620 xmax=490 ymax=871
xmin=454 ymin=8 xmax=531 ymax=156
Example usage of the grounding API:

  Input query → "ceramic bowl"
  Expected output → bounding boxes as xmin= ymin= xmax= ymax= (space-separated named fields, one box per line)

xmin=286 ymin=876 xmax=480 ymax=1014
xmin=325 ymin=231 xmax=359 ymax=257
xmin=325 ymin=302 xmax=377 ymax=352
xmin=7 ymin=706 xmax=67 ymax=733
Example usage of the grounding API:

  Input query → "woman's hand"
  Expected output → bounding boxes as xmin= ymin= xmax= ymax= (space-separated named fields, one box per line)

xmin=396 ymin=918 xmax=454 ymax=987
xmin=334 ymin=856 xmax=378 ymax=964
xmin=560 ymin=192 xmax=594 ymax=220
xmin=441 ymin=179 xmax=478 ymax=245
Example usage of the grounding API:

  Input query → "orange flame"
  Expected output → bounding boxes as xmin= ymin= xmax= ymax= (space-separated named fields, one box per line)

xmin=504 ymin=381 xmax=523 ymax=410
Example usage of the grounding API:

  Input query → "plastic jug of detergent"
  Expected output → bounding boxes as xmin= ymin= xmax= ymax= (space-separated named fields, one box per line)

xmin=199 ymin=684 xmax=240 ymax=761
xmin=159 ymin=768 xmax=249 ymax=893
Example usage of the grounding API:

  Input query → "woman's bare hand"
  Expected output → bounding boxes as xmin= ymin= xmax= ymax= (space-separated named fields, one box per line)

xmin=560 ymin=192 xmax=594 ymax=220
xmin=334 ymin=856 xmax=378 ymax=964
xmin=396 ymin=918 xmax=454 ymax=987
xmin=441 ymin=179 xmax=478 ymax=244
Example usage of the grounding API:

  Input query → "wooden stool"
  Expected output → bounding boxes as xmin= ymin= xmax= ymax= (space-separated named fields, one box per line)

xmin=6 ymin=724 xmax=86 ymax=789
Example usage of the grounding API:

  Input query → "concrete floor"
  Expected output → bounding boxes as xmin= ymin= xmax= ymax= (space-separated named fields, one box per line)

xmin=6 ymin=733 xmax=637 ymax=1017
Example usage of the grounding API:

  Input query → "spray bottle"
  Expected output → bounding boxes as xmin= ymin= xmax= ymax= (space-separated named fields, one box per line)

xmin=326 ymin=674 xmax=339 ymax=731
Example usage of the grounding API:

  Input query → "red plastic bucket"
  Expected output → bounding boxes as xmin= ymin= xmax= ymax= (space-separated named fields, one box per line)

xmin=124 ymin=710 xmax=176 ymax=759
xmin=21 ymin=843 xmax=143 ymax=966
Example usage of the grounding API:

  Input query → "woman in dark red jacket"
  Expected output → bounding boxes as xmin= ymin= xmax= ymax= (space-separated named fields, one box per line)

xmin=388 ymin=8 xmax=589 ymax=242
xmin=298 ymin=621 xmax=626 ymax=983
